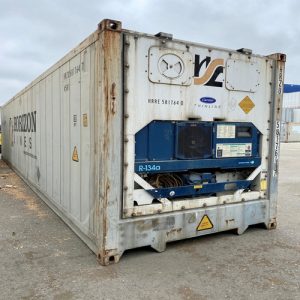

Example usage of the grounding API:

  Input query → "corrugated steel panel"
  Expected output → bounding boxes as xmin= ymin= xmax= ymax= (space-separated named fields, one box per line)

xmin=280 ymin=122 xmax=288 ymax=142
xmin=281 ymin=108 xmax=294 ymax=122
xmin=283 ymin=91 xmax=300 ymax=108
xmin=285 ymin=122 xmax=300 ymax=142
xmin=281 ymin=107 xmax=300 ymax=123
xmin=293 ymin=109 xmax=300 ymax=122
xmin=1 ymin=19 xmax=286 ymax=265
xmin=1 ymin=37 xmax=99 ymax=242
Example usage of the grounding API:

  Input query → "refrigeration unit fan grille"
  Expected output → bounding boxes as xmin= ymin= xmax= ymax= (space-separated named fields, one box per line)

xmin=176 ymin=123 xmax=212 ymax=159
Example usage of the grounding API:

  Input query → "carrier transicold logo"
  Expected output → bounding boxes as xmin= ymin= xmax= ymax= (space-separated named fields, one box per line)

xmin=200 ymin=97 xmax=216 ymax=104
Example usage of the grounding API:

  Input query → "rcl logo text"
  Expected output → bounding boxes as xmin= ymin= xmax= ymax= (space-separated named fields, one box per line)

xmin=194 ymin=55 xmax=224 ymax=87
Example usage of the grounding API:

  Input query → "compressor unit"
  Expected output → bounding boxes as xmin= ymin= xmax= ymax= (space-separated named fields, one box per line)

xmin=135 ymin=121 xmax=261 ymax=199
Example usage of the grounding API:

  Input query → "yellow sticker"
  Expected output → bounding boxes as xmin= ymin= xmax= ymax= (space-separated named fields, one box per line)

xmin=197 ymin=215 xmax=213 ymax=231
xmin=194 ymin=185 xmax=203 ymax=189
xmin=260 ymin=179 xmax=267 ymax=191
xmin=72 ymin=146 xmax=79 ymax=162
xmin=83 ymin=113 xmax=88 ymax=127
xmin=239 ymin=96 xmax=255 ymax=114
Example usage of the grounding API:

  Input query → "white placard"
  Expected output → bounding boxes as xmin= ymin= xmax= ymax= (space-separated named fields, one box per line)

xmin=217 ymin=125 xmax=236 ymax=139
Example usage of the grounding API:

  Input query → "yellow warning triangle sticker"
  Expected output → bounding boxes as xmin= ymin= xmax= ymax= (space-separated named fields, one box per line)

xmin=197 ymin=215 xmax=213 ymax=231
xmin=72 ymin=146 xmax=79 ymax=162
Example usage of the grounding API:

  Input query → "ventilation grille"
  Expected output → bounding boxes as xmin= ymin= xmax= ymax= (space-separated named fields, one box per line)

xmin=176 ymin=123 xmax=212 ymax=159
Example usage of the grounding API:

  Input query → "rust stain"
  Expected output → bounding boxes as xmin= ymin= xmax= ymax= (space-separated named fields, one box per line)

xmin=136 ymin=220 xmax=153 ymax=232
xmin=102 ymin=31 xmax=119 ymax=159
xmin=101 ymin=179 xmax=110 ymax=248
xmin=110 ymin=82 xmax=117 ymax=114
xmin=225 ymin=218 xmax=235 ymax=226
xmin=166 ymin=228 xmax=182 ymax=237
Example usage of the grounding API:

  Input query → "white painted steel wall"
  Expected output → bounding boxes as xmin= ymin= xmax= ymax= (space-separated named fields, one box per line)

xmin=293 ymin=109 xmax=300 ymax=122
xmin=281 ymin=91 xmax=300 ymax=122
xmin=1 ymin=39 xmax=98 ymax=239
xmin=282 ymin=108 xmax=294 ymax=122
xmin=283 ymin=92 xmax=300 ymax=108
xmin=286 ymin=122 xmax=300 ymax=142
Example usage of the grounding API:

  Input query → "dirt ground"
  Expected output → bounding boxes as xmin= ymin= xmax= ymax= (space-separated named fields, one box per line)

xmin=0 ymin=143 xmax=300 ymax=300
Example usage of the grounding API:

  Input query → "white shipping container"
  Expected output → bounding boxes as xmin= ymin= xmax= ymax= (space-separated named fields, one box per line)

xmin=281 ymin=122 xmax=300 ymax=142
xmin=1 ymin=19 xmax=285 ymax=265
xmin=293 ymin=109 xmax=300 ymax=122
xmin=281 ymin=122 xmax=288 ymax=142
xmin=281 ymin=108 xmax=300 ymax=123
xmin=283 ymin=91 xmax=300 ymax=108
xmin=281 ymin=107 xmax=294 ymax=123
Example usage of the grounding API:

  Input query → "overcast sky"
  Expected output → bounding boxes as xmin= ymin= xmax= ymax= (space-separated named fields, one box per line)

xmin=0 ymin=0 xmax=299 ymax=105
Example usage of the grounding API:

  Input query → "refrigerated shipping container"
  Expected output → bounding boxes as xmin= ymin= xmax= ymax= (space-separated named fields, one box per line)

xmin=1 ymin=19 xmax=286 ymax=265
xmin=281 ymin=122 xmax=300 ymax=143
xmin=283 ymin=90 xmax=300 ymax=109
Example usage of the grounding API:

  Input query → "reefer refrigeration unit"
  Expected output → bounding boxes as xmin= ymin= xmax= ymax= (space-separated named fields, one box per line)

xmin=1 ymin=19 xmax=285 ymax=265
